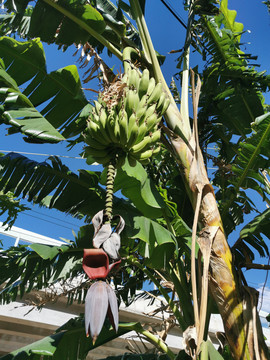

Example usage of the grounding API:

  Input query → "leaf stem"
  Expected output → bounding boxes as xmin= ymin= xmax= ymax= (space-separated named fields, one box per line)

xmin=41 ymin=0 xmax=123 ymax=61
xmin=139 ymin=329 xmax=175 ymax=360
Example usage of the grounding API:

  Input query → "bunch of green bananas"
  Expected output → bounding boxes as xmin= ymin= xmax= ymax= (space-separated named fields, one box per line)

xmin=83 ymin=67 xmax=170 ymax=167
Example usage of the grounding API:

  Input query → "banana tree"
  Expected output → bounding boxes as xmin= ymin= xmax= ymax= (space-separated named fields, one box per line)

xmin=0 ymin=1 xmax=270 ymax=359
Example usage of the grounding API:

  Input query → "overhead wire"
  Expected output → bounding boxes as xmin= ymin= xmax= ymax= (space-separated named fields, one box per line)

xmin=20 ymin=212 xmax=81 ymax=230
xmin=0 ymin=150 xmax=83 ymax=160
xmin=29 ymin=209 xmax=81 ymax=229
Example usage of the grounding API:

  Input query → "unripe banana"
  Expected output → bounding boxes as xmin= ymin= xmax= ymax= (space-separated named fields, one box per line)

xmin=131 ymin=135 xmax=151 ymax=154
xmin=147 ymin=82 xmax=163 ymax=105
xmin=136 ymin=94 xmax=148 ymax=120
xmin=114 ymin=115 xmax=121 ymax=142
xmin=141 ymin=104 xmax=157 ymax=124
xmin=146 ymin=77 xmax=156 ymax=98
xmin=127 ymin=113 xmax=137 ymax=137
xmin=128 ymin=68 xmax=140 ymax=89
xmin=87 ymin=121 xmax=109 ymax=146
xmin=149 ymin=129 xmax=161 ymax=144
xmin=135 ymin=122 xmax=148 ymax=144
xmin=84 ymin=135 xmax=107 ymax=150
xmin=84 ymin=146 xmax=110 ymax=159
xmin=145 ymin=113 xmax=159 ymax=132
xmin=152 ymin=145 xmax=161 ymax=155
xmin=159 ymin=97 xmax=171 ymax=116
xmin=156 ymin=91 xmax=166 ymax=112
xmin=99 ymin=107 xmax=108 ymax=128
xmin=133 ymin=149 xmax=153 ymax=161
xmin=106 ymin=113 xmax=119 ymax=143
xmin=124 ymin=89 xmax=139 ymax=118
xmin=119 ymin=109 xmax=129 ymax=146
xmin=127 ymin=120 xmax=139 ymax=148
xmin=138 ymin=69 xmax=150 ymax=97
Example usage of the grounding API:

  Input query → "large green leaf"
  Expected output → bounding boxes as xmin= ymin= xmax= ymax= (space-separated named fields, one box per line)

xmin=232 ymin=208 xmax=270 ymax=264
xmin=126 ymin=215 xmax=177 ymax=268
xmin=0 ymin=153 xmax=104 ymax=218
xmin=0 ymin=153 xmax=178 ymax=269
xmin=0 ymin=0 xmax=140 ymax=56
xmin=0 ymin=243 xmax=84 ymax=304
xmin=2 ymin=0 xmax=106 ymax=46
xmin=220 ymin=112 xmax=270 ymax=233
xmin=114 ymin=160 xmax=168 ymax=219
xmin=0 ymin=36 xmax=89 ymax=141
xmin=0 ymin=317 xmax=140 ymax=360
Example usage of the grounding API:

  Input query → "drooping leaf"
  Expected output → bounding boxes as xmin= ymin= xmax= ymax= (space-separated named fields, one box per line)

xmin=0 ymin=0 xmax=140 ymax=55
xmin=0 ymin=36 xmax=90 ymax=141
xmin=232 ymin=208 xmax=270 ymax=264
xmin=0 ymin=153 xmax=104 ymax=218
xmin=29 ymin=243 xmax=70 ymax=260
xmin=2 ymin=0 xmax=106 ymax=46
xmin=114 ymin=159 xmax=168 ymax=219
xmin=126 ymin=215 xmax=177 ymax=268
xmin=0 ymin=317 xmax=140 ymax=360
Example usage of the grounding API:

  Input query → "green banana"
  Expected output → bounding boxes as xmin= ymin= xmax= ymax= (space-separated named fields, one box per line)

xmin=84 ymin=135 xmax=107 ymax=150
xmin=156 ymin=91 xmax=166 ymax=112
xmin=133 ymin=149 xmax=153 ymax=161
xmin=119 ymin=109 xmax=129 ymax=146
xmin=106 ymin=113 xmax=119 ymax=143
xmin=149 ymin=129 xmax=161 ymax=144
xmin=114 ymin=115 xmax=121 ymax=142
xmin=146 ymin=77 xmax=156 ymax=98
xmin=127 ymin=113 xmax=137 ymax=137
xmin=84 ymin=146 xmax=110 ymax=159
xmin=145 ymin=113 xmax=159 ymax=132
xmin=135 ymin=122 xmax=148 ymax=144
xmin=124 ymin=89 xmax=139 ymax=117
xmin=138 ymin=69 xmax=150 ymax=97
xmin=136 ymin=94 xmax=148 ymax=119
xmin=159 ymin=97 xmax=171 ymax=116
xmin=127 ymin=119 xmax=139 ymax=148
xmin=131 ymin=135 xmax=151 ymax=154
xmin=128 ymin=68 xmax=140 ymax=89
xmin=87 ymin=120 xmax=109 ymax=146
xmin=140 ymin=104 xmax=157 ymax=124
xmin=147 ymin=82 xmax=163 ymax=105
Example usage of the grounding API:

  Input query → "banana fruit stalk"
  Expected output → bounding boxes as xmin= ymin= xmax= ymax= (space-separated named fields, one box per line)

xmin=83 ymin=67 xmax=170 ymax=167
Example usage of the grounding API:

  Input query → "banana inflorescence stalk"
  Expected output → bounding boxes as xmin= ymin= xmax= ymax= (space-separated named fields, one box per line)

xmin=83 ymin=47 xmax=170 ymax=168
xmin=104 ymin=162 xmax=115 ymax=223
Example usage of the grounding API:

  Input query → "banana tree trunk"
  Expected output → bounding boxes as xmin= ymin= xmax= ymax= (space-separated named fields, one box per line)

xmin=171 ymin=130 xmax=270 ymax=360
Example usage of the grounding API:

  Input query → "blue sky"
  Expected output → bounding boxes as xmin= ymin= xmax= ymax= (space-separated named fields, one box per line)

xmin=0 ymin=1 xmax=270 ymax=311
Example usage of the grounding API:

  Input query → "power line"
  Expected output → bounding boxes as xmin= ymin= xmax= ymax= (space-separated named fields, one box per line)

xmin=29 ymin=209 xmax=81 ymax=229
xmin=160 ymin=0 xmax=187 ymax=29
xmin=0 ymin=150 xmax=83 ymax=160
xmin=21 ymin=212 xmax=80 ymax=230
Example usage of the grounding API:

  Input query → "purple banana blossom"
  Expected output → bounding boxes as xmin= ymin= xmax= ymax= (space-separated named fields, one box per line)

xmin=92 ymin=210 xmax=125 ymax=260
xmin=83 ymin=248 xmax=121 ymax=280
xmin=85 ymin=281 xmax=119 ymax=343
